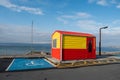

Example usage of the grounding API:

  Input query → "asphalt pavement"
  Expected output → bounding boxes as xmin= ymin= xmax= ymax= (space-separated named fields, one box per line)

xmin=0 ymin=64 xmax=120 ymax=80
xmin=0 ymin=58 xmax=13 ymax=72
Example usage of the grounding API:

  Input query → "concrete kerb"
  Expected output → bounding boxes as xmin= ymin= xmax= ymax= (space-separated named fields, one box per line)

xmin=45 ymin=57 xmax=120 ymax=69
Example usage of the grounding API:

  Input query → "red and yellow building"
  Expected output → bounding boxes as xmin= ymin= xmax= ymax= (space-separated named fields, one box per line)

xmin=52 ymin=30 xmax=96 ymax=61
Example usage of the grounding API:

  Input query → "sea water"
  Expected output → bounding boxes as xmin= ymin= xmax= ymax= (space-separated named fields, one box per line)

xmin=0 ymin=43 xmax=51 ymax=56
xmin=0 ymin=43 xmax=120 ymax=56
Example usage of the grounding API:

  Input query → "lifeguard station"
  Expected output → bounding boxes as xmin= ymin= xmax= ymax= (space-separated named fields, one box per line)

xmin=51 ymin=30 xmax=96 ymax=61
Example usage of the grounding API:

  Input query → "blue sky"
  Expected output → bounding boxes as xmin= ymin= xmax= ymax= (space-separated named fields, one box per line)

xmin=0 ymin=0 xmax=120 ymax=46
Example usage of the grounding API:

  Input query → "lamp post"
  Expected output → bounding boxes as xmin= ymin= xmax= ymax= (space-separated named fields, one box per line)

xmin=99 ymin=26 xmax=108 ymax=56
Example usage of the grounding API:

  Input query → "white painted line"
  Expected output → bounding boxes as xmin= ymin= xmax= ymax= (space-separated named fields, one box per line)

xmin=6 ymin=59 xmax=15 ymax=71
xmin=44 ymin=59 xmax=56 ymax=67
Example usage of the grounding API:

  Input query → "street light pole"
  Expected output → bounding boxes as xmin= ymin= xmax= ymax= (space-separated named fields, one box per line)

xmin=99 ymin=26 xmax=108 ymax=56
xmin=99 ymin=28 xmax=102 ymax=56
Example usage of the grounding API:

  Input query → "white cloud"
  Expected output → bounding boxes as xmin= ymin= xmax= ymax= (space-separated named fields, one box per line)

xmin=76 ymin=12 xmax=92 ymax=18
xmin=77 ymin=20 xmax=100 ymax=29
xmin=95 ymin=26 xmax=120 ymax=46
xmin=116 ymin=4 xmax=120 ymax=8
xmin=57 ymin=12 xmax=102 ymax=32
xmin=88 ymin=0 xmax=119 ymax=7
xmin=97 ymin=0 xmax=108 ymax=6
xmin=88 ymin=0 xmax=108 ymax=6
xmin=60 ymin=12 xmax=91 ymax=19
xmin=57 ymin=12 xmax=120 ymax=46
xmin=57 ymin=12 xmax=104 ymax=33
xmin=0 ymin=0 xmax=43 ymax=15
xmin=57 ymin=12 xmax=92 ymax=24
xmin=94 ymin=19 xmax=120 ymax=46
xmin=107 ymin=27 xmax=120 ymax=35
xmin=60 ymin=15 xmax=75 ymax=19
xmin=0 ymin=24 xmax=50 ymax=43
xmin=112 ymin=20 xmax=120 ymax=24
xmin=57 ymin=17 xmax=68 ymax=24
xmin=89 ymin=0 xmax=120 ymax=11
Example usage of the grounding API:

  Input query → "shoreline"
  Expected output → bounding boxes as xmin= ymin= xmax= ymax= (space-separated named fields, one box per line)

xmin=0 ymin=51 xmax=51 ymax=58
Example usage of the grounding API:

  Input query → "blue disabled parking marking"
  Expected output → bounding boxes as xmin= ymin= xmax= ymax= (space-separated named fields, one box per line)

xmin=6 ymin=58 xmax=54 ymax=71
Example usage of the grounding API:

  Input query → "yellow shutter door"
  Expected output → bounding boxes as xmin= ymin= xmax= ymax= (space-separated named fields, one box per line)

xmin=63 ymin=35 xmax=87 ymax=49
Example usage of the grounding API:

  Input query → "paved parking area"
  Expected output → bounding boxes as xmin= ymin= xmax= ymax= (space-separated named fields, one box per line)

xmin=0 ymin=64 xmax=120 ymax=80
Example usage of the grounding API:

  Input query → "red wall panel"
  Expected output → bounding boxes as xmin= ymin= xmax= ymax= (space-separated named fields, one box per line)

xmin=52 ymin=48 xmax=61 ymax=60
xmin=62 ymin=49 xmax=96 ymax=61
xmin=62 ymin=49 xmax=87 ymax=60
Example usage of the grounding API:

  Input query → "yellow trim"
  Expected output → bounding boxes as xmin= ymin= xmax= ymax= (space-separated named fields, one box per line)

xmin=52 ymin=32 xmax=60 ymax=48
